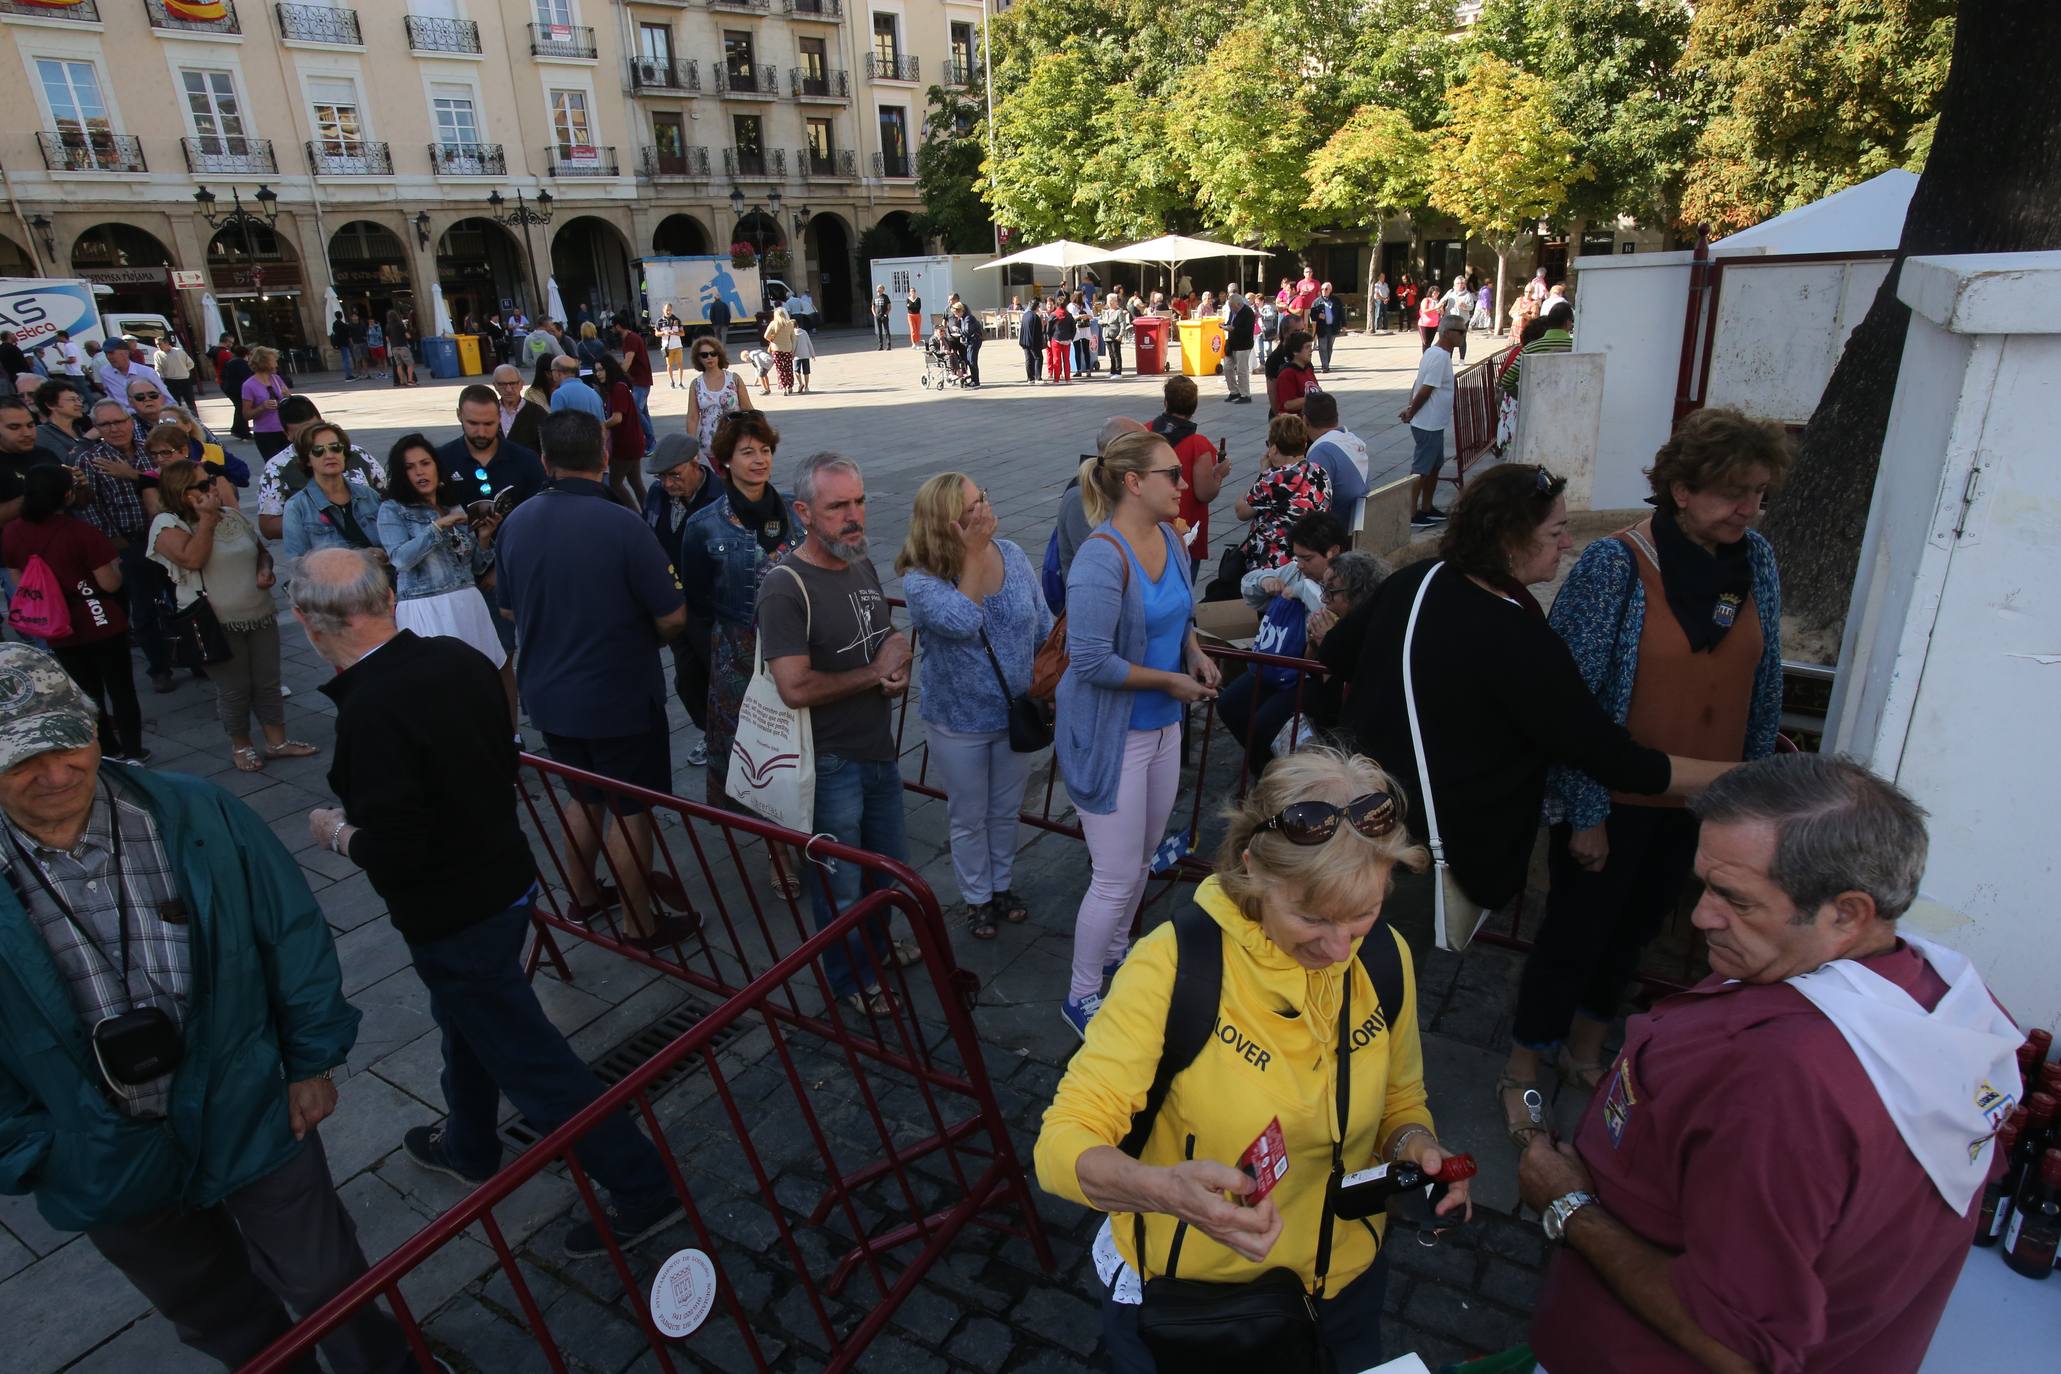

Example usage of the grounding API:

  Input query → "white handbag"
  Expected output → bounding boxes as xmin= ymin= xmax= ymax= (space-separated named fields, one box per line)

xmin=1400 ymin=561 xmax=1492 ymax=953
xmin=725 ymin=565 xmax=815 ymax=832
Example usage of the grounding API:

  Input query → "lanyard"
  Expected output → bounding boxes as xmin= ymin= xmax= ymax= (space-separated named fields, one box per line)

xmin=6 ymin=784 xmax=139 ymax=996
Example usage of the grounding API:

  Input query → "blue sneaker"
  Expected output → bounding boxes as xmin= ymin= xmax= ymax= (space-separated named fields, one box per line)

xmin=1061 ymin=993 xmax=1102 ymax=1041
xmin=1103 ymin=951 xmax=1128 ymax=982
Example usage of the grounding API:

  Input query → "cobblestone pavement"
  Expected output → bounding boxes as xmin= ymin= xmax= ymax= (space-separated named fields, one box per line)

xmin=2 ymin=327 xmax=1591 ymax=1373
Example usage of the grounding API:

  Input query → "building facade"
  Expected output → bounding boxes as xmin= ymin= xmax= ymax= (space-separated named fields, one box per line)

xmin=0 ymin=0 xmax=986 ymax=354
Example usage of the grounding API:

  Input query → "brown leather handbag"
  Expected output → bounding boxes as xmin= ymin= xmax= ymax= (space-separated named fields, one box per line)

xmin=1029 ymin=532 xmax=1127 ymax=702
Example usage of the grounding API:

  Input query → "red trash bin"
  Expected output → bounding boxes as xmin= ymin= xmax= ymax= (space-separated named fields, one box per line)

xmin=1134 ymin=316 xmax=1170 ymax=375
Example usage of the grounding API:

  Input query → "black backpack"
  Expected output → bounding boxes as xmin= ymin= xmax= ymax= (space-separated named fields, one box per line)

xmin=1118 ymin=903 xmax=1406 ymax=1158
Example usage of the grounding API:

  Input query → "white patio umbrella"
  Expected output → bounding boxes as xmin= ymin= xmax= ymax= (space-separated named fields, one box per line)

xmin=1104 ymin=234 xmax=1271 ymax=295
xmin=321 ymin=284 xmax=342 ymax=333
xmin=545 ymin=276 xmax=567 ymax=324
xmin=431 ymin=283 xmax=455 ymax=337
xmin=973 ymin=239 xmax=1115 ymax=272
xmin=200 ymin=293 xmax=226 ymax=347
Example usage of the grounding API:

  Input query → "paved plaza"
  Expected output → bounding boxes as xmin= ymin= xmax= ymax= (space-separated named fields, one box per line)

xmin=2 ymin=326 xmax=1578 ymax=1373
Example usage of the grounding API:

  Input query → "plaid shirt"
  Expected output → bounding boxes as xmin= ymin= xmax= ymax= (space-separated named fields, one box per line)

xmin=67 ymin=440 xmax=159 ymax=542
xmin=3 ymin=786 xmax=189 ymax=1119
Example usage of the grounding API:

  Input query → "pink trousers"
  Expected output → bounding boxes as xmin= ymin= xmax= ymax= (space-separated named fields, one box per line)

xmin=1070 ymin=724 xmax=1181 ymax=999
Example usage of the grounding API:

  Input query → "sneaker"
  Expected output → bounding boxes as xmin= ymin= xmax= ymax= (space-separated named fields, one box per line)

xmin=1061 ymin=992 xmax=1102 ymax=1041
xmin=149 ymin=672 xmax=175 ymax=695
xmin=115 ymin=749 xmax=153 ymax=766
xmin=1422 ymin=506 xmax=1449 ymax=523
xmin=1410 ymin=512 xmax=1439 ymax=529
xmin=279 ymin=684 xmax=293 ymax=699
xmin=402 ymin=1125 xmax=496 ymax=1187
xmin=685 ymin=738 xmax=709 ymax=768
xmin=562 ymin=882 xmax=621 ymax=925
xmin=562 ymin=1193 xmax=685 ymax=1259
xmin=625 ymin=912 xmax=703 ymax=952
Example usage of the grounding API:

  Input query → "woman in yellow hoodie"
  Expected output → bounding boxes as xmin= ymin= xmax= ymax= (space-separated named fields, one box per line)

xmin=1035 ymin=747 xmax=1471 ymax=1372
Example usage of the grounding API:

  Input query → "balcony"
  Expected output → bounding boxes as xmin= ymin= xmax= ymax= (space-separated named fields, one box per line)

xmin=147 ymin=0 xmax=237 ymax=31
xmin=796 ymin=148 xmax=856 ymax=182
xmin=307 ymin=140 xmax=392 ymax=175
xmin=630 ymin=57 xmax=700 ymax=94
xmin=789 ymin=68 xmax=848 ymax=101
xmin=722 ymin=147 xmax=785 ymax=179
xmin=37 ymin=131 xmax=147 ymax=174
xmin=547 ymin=144 xmax=619 ymax=177
xmin=944 ymin=58 xmax=976 ymax=87
xmin=713 ymin=63 xmax=779 ymax=98
xmin=707 ymin=0 xmax=768 ymax=9
xmin=871 ymin=150 xmax=911 ymax=178
xmin=181 ymin=136 xmax=276 ymax=175
xmin=784 ymin=0 xmax=842 ymax=18
xmin=275 ymin=2 xmax=358 ymax=44
xmin=404 ymin=14 xmax=479 ymax=53
xmin=428 ymin=142 xmax=505 ymax=176
xmin=528 ymin=21 xmax=595 ymax=59
xmin=639 ymin=145 xmax=711 ymax=179
xmin=866 ymin=53 xmax=919 ymax=82
xmin=0 ymin=0 xmax=99 ymax=18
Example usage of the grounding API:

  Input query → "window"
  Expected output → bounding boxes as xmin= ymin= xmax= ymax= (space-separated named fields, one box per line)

xmin=807 ymin=117 xmax=834 ymax=168
xmin=733 ymin=113 xmax=763 ymax=174
xmin=798 ymin=36 xmax=827 ymax=84
xmin=308 ymin=77 xmax=364 ymax=153
xmin=551 ymin=89 xmax=593 ymax=151
xmin=37 ymin=60 xmax=111 ymax=141
xmin=879 ymin=104 xmax=908 ymax=174
xmin=534 ymin=0 xmax=574 ymax=26
xmin=872 ymin=13 xmax=899 ymax=65
xmin=181 ymin=69 xmax=247 ymax=153
xmin=950 ymin=21 xmax=975 ymax=72
xmin=430 ymin=87 xmax=480 ymax=149
xmin=638 ymin=23 xmax=672 ymax=63
xmin=724 ymin=30 xmax=754 ymax=82
xmin=652 ymin=111 xmax=686 ymax=173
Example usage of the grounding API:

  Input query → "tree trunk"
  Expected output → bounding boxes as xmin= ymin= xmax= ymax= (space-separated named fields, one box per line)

xmin=1365 ymin=212 xmax=1384 ymax=333
xmin=1761 ymin=0 xmax=2061 ymax=633
xmin=1493 ymin=239 xmax=1510 ymax=332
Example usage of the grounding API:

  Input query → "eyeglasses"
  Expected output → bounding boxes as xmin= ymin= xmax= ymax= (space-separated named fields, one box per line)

xmin=146 ymin=448 xmax=182 ymax=461
xmin=1258 ymin=792 xmax=1399 ymax=845
xmin=1321 ymin=583 xmax=1348 ymax=602
xmin=1534 ymin=467 xmax=1557 ymax=494
xmin=309 ymin=442 xmax=347 ymax=456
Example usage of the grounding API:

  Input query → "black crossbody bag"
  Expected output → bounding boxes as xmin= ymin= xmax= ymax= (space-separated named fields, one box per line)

xmin=977 ymin=625 xmax=1053 ymax=753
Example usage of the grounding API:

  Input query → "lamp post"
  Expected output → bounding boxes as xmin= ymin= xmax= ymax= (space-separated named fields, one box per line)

xmin=194 ymin=185 xmax=281 ymax=341
xmin=488 ymin=188 xmax=554 ymax=318
xmin=27 ymin=214 xmax=55 ymax=262
xmin=728 ymin=185 xmax=782 ymax=265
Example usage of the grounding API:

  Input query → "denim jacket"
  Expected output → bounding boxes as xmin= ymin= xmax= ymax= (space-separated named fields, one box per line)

xmin=281 ymin=481 xmax=387 ymax=564
xmin=375 ymin=499 xmax=489 ymax=601
xmin=679 ymin=488 xmax=794 ymax=628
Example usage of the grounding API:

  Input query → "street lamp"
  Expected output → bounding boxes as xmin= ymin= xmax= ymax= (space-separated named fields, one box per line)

xmin=194 ymin=184 xmax=281 ymax=305
xmin=414 ymin=210 xmax=432 ymax=249
xmin=27 ymin=214 xmax=54 ymax=262
xmin=727 ymin=186 xmax=782 ymax=263
xmin=488 ymin=188 xmax=554 ymax=319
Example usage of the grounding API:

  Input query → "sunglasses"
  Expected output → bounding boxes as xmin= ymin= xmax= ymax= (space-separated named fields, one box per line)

xmin=1258 ymin=792 xmax=1399 ymax=845
xmin=1534 ymin=466 xmax=1557 ymax=494
xmin=309 ymin=442 xmax=347 ymax=456
xmin=131 ymin=391 xmax=161 ymax=401
xmin=1142 ymin=465 xmax=1184 ymax=483
xmin=694 ymin=351 xmax=716 ymax=360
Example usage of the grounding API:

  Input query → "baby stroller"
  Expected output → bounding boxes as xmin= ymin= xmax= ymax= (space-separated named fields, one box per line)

xmin=922 ymin=331 xmax=971 ymax=389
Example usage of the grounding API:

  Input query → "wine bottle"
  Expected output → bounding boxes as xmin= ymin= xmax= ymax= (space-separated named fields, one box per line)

xmin=1976 ymin=1117 xmax=2026 ymax=1248
xmin=1333 ymin=1151 xmax=1478 ymax=1221
xmin=2002 ymin=1149 xmax=2061 ymax=1279
xmin=2021 ymin=1093 xmax=2057 ymax=1153
xmin=2029 ymin=1027 xmax=2053 ymax=1062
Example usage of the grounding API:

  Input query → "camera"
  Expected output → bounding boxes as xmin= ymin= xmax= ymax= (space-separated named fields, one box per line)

xmin=90 ymin=1006 xmax=183 ymax=1091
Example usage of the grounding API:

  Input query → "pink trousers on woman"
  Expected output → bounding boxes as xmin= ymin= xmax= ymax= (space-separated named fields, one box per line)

xmin=1070 ymin=724 xmax=1182 ymax=1000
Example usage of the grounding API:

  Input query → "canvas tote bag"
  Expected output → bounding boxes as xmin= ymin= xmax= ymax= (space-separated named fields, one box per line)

xmin=725 ymin=564 xmax=816 ymax=832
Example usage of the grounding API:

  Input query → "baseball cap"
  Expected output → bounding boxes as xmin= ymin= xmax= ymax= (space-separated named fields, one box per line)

xmin=645 ymin=432 xmax=702 ymax=478
xmin=0 ymin=645 xmax=98 ymax=773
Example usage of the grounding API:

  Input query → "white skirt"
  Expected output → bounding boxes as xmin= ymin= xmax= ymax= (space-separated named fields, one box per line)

xmin=395 ymin=585 xmax=507 ymax=668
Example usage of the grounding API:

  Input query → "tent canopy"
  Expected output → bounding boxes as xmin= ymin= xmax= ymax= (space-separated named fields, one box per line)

xmin=1711 ymin=170 xmax=1916 ymax=258
xmin=1102 ymin=234 xmax=1269 ymax=265
xmin=974 ymin=239 xmax=1115 ymax=271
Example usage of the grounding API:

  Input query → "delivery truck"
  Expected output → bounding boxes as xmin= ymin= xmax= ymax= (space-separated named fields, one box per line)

xmin=867 ymin=254 xmax=1066 ymax=321
xmin=636 ymin=255 xmax=778 ymax=333
xmin=0 ymin=276 xmax=108 ymax=352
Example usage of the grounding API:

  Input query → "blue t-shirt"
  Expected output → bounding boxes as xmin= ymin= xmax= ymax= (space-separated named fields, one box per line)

xmin=494 ymin=479 xmax=684 ymax=737
xmin=1115 ymin=528 xmax=1189 ymax=730
xmin=548 ymin=377 xmax=606 ymax=421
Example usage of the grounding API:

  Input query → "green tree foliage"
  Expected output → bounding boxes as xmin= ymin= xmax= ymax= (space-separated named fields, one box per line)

xmin=1165 ymin=27 xmax=1333 ymax=244
xmin=1306 ymin=104 xmax=1430 ymax=307
xmin=913 ymin=86 xmax=994 ymax=253
xmin=1679 ymin=0 xmax=1958 ymax=233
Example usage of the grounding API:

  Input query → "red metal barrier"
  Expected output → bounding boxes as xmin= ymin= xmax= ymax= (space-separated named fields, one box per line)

xmin=1449 ymin=354 xmax=1502 ymax=487
xmin=240 ymin=757 xmax=1051 ymax=1374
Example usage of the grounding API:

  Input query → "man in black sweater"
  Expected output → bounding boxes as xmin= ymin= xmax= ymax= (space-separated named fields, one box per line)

xmin=289 ymin=547 xmax=684 ymax=1260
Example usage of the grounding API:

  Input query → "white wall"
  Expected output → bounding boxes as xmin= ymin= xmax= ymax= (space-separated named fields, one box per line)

xmin=1827 ymin=250 xmax=2061 ymax=1032
xmin=1705 ymin=259 xmax=1891 ymax=423
xmin=1567 ymin=250 xmax=1692 ymax=509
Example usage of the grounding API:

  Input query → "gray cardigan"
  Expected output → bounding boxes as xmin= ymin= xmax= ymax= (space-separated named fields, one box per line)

xmin=1055 ymin=521 xmax=1192 ymax=815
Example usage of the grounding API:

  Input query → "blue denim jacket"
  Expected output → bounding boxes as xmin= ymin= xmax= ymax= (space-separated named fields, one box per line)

xmin=679 ymin=488 xmax=794 ymax=627
xmin=281 ymin=481 xmax=387 ymax=563
xmin=375 ymin=499 xmax=488 ymax=601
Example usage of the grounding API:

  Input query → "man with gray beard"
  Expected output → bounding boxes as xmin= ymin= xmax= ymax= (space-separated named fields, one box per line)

xmin=754 ymin=452 xmax=913 ymax=1016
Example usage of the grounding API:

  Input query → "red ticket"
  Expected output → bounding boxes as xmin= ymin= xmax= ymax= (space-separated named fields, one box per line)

xmin=1236 ymin=1116 xmax=1289 ymax=1206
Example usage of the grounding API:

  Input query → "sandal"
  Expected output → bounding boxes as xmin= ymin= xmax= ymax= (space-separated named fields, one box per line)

xmin=231 ymin=746 xmax=265 ymax=773
xmin=843 ymin=985 xmax=897 ymax=1018
xmin=890 ymin=937 xmax=925 ymax=967
xmin=1497 ymin=1074 xmax=1547 ymax=1151
xmin=768 ymin=849 xmax=800 ymax=900
xmin=966 ymin=902 xmax=998 ymax=941
xmin=265 ymin=740 xmax=320 ymax=760
xmin=1557 ymin=1047 xmax=1610 ymax=1093
xmin=992 ymin=890 xmax=1029 ymax=924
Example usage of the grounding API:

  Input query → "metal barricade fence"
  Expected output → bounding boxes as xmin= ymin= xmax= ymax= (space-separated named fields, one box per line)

xmin=1450 ymin=353 xmax=1503 ymax=484
xmin=241 ymin=756 xmax=1051 ymax=1374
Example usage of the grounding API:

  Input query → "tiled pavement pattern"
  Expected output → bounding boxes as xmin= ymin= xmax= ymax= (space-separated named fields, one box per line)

xmin=1 ymin=328 xmax=1603 ymax=1372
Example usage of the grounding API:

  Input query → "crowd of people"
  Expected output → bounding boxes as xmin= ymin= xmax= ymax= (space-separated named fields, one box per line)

xmin=0 ymin=288 xmax=2030 ymax=1374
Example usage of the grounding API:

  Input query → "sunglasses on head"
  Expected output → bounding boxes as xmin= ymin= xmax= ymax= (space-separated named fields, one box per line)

xmin=1258 ymin=791 xmax=1398 ymax=845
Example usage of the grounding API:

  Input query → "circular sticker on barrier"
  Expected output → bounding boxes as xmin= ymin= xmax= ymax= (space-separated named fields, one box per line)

xmin=650 ymin=1248 xmax=718 ymax=1339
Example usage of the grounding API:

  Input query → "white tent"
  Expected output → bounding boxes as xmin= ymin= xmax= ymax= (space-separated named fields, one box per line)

xmin=1104 ymin=233 xmax=1270 ymax=293
xmin=1711 ymin=170 xmax=1916 ymax=257
xmin=973 ymin=239 xmax=1115 ymax=272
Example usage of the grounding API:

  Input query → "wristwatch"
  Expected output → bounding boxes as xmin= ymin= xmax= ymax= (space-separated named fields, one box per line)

xmin=1542 ymin=1190 xmax=1597 ymax=1242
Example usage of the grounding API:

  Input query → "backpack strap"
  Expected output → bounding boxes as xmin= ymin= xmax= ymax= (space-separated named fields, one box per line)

xmin=1359 ymin=922 xmax=1405 ymax=1044
xmin=1118 ymin=904 xmax=1221 ymax=1158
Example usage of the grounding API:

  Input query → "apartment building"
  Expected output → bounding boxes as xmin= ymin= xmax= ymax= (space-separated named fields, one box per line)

xmin=0 ymin=0 xmax=990 ymax=353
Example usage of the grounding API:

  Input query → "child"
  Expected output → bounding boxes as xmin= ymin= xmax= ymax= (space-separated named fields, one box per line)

xmin=792 ymin=325 xmax=815 ymax=394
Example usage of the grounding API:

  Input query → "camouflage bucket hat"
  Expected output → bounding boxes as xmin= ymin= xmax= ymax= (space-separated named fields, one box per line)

xmin=0 ymin=644 xmax=98 ymax=772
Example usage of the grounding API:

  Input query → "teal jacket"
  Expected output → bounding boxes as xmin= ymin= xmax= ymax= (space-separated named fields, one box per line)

xmin=0 ymin=765 xmax=360 ymax=1232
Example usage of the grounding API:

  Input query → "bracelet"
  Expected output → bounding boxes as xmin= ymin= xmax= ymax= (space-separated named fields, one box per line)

xmin=1387 ymin=1124 xmax=1435 ymax=1163
xmin=327 ymin=817 xmax=349 ymax=855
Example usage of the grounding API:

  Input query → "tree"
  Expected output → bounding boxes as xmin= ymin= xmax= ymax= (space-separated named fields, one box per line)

xmin=1306 ymin=105 xmax=1429 ymax=315
xmin=1427 ymin=56 xmax=1589 ymax=321
xmin=1678 ymin=0 xmax=1957 ymax=233
xmin=913 ymin=86 xmax=993 ymax=252
xmin=1759 ymin=1 xmax=2061 ymax=634
xmin=1165 ymin=26 xmax=1333 ymax=245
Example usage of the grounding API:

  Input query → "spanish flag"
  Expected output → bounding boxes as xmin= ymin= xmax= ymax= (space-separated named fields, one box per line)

xmin=163 ymin=0 xmax=230 ymax=19
xmin=20 ymin=0 xmax=93 ymax=9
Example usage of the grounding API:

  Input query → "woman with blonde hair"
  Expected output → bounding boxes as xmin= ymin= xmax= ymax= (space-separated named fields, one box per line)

xmin=762 ymin=305 xmax=798 ymax=396
xmin=1056 ymin=429 xmax=1221 ymax=1037
xmin=1037 ymin=748 xmax=1469 ymax=1372
xmin=240 ymin=344 xmax=291 ymax=460
xmin=898 ymin=472 xmax=1052 ymax=939
xmin=149 ymin=458 xmax=319 ymax=772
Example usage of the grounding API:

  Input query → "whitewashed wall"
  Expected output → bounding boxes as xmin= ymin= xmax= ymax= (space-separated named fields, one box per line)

xmin=1704 ymin=259 xmax=1892 ymax=422
xmin=1566 ymin=251 xmax=1692 ymax=509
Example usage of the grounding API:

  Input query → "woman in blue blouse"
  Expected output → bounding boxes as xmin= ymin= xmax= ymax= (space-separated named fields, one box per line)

xmin=1055 ymin=430 xmax=1222 ymax=1039
xmin=897 ymin=473 xmax=1052 ymax=940
xmin=1497 ymin=406 xmax=1790 ymax=1145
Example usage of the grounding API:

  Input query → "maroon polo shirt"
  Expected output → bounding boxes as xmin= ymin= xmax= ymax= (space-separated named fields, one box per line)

xmin=1531 ymin=941 xmax=1978 ymax=1374
xmin=618 ymin=328 xmax=653 ymax=388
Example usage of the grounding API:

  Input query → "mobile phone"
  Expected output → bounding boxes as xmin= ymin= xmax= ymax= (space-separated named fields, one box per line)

xmin=1217 ymin=438 xmax=1229 ymax=465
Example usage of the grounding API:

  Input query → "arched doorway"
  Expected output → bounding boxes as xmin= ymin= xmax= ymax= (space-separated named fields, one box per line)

xmin=328 ymin=220 xmax=415 ymax=335
xmin=803 ymin=212 xmax=854 ymax=326
xmin=652 ymin=214 xmax=710 ymax=256
xmin=437 ymin=217 xmax=530 ymax=328
xmin=0 ymin=233 xmax=33 ymax=276
xmin=70 ymin=224 xmax=176 ymax=329
xmin=207 ymin=221 xmax=307 ymax=350
xmin=549 ymin=216 xmax=634 ymax=325
xmin=873 ymin=211 xmax=922 ymax=257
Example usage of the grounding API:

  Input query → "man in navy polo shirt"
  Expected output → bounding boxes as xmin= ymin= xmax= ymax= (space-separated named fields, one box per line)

xmin=436 ymin=383 xmax=547 ymax=510
xmin=494 ymin=411 xmax=694 ymax=948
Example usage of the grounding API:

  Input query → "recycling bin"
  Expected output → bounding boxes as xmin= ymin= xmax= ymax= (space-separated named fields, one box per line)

xmin=419 ymin=335 xmax=460 ymax=380
xmin=1134 ymin=316 xmax=1170 ymax=375
xmin=454 ymin=333 xmax=483 ymax=376
xmin=1178 ymin=318 xmax=1225 ymax=377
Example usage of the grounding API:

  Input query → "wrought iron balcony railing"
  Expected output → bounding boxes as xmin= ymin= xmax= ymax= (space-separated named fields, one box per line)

xmin=713 ymin=63 xmax=780 ymax=97
xmin=871 ymin=150 xmax=912 ymax=178
xmin=0 ymin=0 xmax=98 ymax=18
xmin=784 ymin=0 xmax=841 ymax=17
xmin=428 ymin=142 xmax=506 ymax=176
xmin=640 ymin=145 xmax=712 ymax=179
xmin=404 ymin=14 xmax=480 ymax=52
xmin=547 ymin=145 xmax=619 ymax=176
xmin=630 ymin=57 xmax=701 ymax=93
xmin=722 ymin=147 xmax=786 ymax=179
xmin=789 ymin=68 xmax=849 ymax=100
xmin=181 ymin=136 xmax=276 ymax=175
xmin=307 ymin=140 xmax=392 ymax=175
xmin=796 ymin=148 xmax=857 ymax=181
xmin=529 ymin=21 xmax=596 ymax=59
xmin=944 ymin=59 xmax=977 ymax=87
xmin=37 ymin=131 xmax=147 ymax=174
xmin=147 ymin=0 xmax=237 ymax=32
xmin=865 ymin=53 xmax=919 ymax=82
xmin=276 ymin=2 xmax=358 ymax=44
